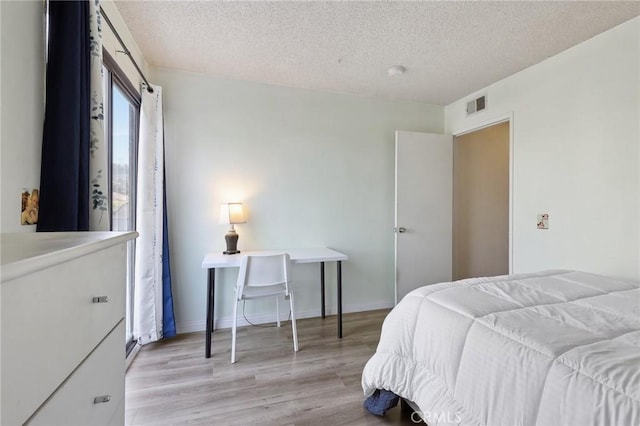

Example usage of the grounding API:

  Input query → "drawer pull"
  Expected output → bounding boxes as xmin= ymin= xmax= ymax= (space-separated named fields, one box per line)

xmin=93 ymin=395 xmax=111 ymax=404
xmin=92 ymin=296 xmax=109 ymax=303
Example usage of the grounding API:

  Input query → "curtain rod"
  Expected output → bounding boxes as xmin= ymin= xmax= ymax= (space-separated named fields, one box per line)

xmin=100 ymin=7 xmax=154 ymax=94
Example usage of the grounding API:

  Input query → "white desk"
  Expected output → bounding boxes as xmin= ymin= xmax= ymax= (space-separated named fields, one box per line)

xmin=201 ymin=248 xmax=348 ymax=358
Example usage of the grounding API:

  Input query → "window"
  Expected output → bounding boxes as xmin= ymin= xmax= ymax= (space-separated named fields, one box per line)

xmin=43 ymin=3 xmax=141 ymax=355
xmin=103 ymin=52 xmax=140 ymax=356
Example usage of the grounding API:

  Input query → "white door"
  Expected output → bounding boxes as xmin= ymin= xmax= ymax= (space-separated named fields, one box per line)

xmin=395 ymin=131 xmax=453 ymax=303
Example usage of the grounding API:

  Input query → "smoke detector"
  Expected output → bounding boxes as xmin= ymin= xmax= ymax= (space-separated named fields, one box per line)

xmin=388 ymin=65 xmax=406 ymax=77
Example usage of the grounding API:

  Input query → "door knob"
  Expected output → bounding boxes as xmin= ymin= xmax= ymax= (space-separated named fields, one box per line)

xmin=395 ymin=227 xmax=407 ymax=233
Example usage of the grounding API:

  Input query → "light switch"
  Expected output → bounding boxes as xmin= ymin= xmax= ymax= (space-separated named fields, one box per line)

xmin=537 ymin=214 xmax=549 ymax=229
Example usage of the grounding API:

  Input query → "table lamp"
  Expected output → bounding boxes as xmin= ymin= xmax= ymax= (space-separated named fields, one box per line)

xmin=221 ymin=203 xmax=246 ymax=254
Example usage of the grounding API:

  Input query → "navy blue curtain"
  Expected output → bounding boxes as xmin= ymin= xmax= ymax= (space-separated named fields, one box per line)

xmin=38 ymin=0 xmax=90 ymax=232
xmin=162 ymin=165 xmax=176 ymax=338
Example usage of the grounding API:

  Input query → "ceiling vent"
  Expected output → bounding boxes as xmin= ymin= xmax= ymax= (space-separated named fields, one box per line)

xmin=466 ymin=95 xmax=487 ymax=115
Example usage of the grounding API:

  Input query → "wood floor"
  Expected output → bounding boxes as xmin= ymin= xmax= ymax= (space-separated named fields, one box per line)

xmin=125 ymin=309 xmax=419 ymax=425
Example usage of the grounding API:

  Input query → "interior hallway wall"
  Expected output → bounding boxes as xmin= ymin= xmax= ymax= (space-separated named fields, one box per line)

xmin=453 ymin=122 xmax=510 ymax=280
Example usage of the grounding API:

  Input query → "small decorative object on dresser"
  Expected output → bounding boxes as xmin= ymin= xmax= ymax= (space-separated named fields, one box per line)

xmin=20 ymin=188 xmax=39 ymax=225
xmin=0 ymin=231 xmax=137 ymax=426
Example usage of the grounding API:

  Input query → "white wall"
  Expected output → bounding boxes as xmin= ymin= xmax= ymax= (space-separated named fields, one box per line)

xmin=446 ymin=17 xmax=640 ymax=280
xmin=0 ymin=1 xmax=45 ymax=232
xmin=153 ymin=68 xmax=443 ymax=332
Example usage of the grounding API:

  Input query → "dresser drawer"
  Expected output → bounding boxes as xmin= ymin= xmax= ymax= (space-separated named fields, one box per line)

xmin=27 ymin=321 xmax=125 ymax=426
xmin=1 ymin=244 xmax=126 ymax=426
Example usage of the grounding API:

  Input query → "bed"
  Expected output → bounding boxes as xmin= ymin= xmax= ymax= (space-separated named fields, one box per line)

xmin=362 ymin=270 xmax=640 ymax=425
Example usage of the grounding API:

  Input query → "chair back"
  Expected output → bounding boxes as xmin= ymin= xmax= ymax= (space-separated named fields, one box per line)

xmin=236 ymin=253 xmax=292 ymax=299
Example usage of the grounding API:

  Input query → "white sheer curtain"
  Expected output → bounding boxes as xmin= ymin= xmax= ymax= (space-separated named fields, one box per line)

xmin=89 ymin=0 xmax=109 ymax=230
xmin=134 ymin=83 xmax=165 ymax=344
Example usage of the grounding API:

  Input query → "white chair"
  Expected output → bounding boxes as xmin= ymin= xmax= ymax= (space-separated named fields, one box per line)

xmin=231 ymin=253 xmax=298 ymax=363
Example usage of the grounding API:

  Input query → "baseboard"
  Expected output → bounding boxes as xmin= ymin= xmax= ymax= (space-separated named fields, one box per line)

xmin=175 ymin=301 xmax=393 ymax=334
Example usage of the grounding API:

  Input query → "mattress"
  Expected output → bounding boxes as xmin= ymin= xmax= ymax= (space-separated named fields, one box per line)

xmin=362 ymin=270 xmax=640 ymax=425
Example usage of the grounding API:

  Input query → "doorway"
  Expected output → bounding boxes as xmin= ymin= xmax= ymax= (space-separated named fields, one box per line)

xmin=453 ymin=121 xmax=510 ymax=280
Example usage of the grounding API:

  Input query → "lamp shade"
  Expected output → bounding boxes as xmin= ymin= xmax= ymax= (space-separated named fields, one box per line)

xmin=220 ymin=203 xmax=246 ymax=224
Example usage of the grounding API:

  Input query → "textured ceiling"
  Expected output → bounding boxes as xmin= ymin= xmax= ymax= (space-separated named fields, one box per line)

xmin=114 ymin=1 xmax=640 ymax=105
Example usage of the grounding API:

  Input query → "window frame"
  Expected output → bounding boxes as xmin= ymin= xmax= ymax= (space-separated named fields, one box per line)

xmin=103 ymin=50 xmax=141 ymax=357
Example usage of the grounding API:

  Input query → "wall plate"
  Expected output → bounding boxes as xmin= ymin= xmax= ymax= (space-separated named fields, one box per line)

xmin=537 ymin=213 xmax=549 ymax=229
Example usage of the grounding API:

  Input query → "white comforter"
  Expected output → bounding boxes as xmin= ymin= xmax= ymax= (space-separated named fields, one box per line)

xmin=362 ymin=270 xmax=640 ymax=425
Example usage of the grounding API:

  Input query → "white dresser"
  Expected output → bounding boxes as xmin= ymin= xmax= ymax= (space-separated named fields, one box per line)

xmin=0 ymin=231 xmax=138 ymax=426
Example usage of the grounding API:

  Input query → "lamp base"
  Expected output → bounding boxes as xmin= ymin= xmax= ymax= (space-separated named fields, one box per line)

xmin=223 ymin=229 xmax=240 ymax=255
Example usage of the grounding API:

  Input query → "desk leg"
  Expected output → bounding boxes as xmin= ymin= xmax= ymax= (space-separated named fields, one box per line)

xmin=205 ymin=268 xmax=215 ymax=358
xmin=337 ymin=260 xmax=343 ymax=338
xmin=320 ymin=262 xmax=326 ymax=318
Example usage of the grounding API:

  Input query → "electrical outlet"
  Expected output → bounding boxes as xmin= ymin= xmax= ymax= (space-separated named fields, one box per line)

xmin=537 ymin=214 xmax=549 ymax=229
